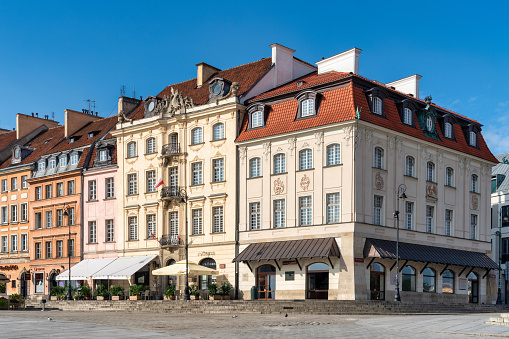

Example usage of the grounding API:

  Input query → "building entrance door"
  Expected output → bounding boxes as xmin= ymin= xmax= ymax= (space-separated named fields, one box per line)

xmin=257 ymin=265 xmax=276 ymax=300
xmin=468 ymin=272 xmax=479 ymax=303
xmin=370 ymin=263 xmax=385 ymax=300
xmin=307 ymin=262 xmax=329 ymax=299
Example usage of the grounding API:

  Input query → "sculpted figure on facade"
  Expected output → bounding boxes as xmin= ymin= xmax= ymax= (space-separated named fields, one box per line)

xmin=155 ymin=87 xmax=195 ymax=117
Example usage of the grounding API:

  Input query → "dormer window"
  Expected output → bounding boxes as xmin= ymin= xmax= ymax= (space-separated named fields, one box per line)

xmin=373 ymin=97 xmax=382 ymax=115
xmin=246 ymin=103 xmax=268 ymax=129
xmin=464 ymin=123 xmax=481 ymax=148
xmin=301 ymin=99 xmax=314 ymax=117
xmin=69 ymin=137 xmax=75 ymax=143
xmin=426 ymin=116 xmax=433 ymax=131
xmin=59 ymin=157 xmax=67 ymax=168
xmin=444 ymin=122 xmax=453 ymax=138
xmin=252 ymin=111 xmax=263 ymax=128
xmin=99 ymin=150 xmax=107 ymax=162
xmin=365 ymin=87 xmax=388 ymax=117
xmin=70 ymin=154 xmax=79 ymax=165
xmin=38 ymin=161 xmax=46 ymax=172
xmin=403 ymin=108 xmax=412 ymax=125
xmin=296 ymin=91 xmax=319 ymax=119
xmin=49 ymin=159 xmax=56 ymax=169
xmin=469 ymin=131 xmax=477 ymax=147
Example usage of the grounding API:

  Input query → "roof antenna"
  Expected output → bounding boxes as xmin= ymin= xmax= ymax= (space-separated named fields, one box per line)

xmin=133 ymin=86 xmax=136 ymax=99
xmin=120 ymin=85 xmax=125 ymax=97
xmin=84 ymin=99 xmax=96 ymax=115
xmin=51 ymin=112 xmax=55 ymax=120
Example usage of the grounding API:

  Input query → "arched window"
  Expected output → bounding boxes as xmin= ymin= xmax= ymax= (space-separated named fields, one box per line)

xmin=299 ymin=149 xmax=313 ymax=170
xmin=442 ymin=269 xmax=454 ymax=294
xmin=444 ymin=122 xmax=453 ymax=138
xmin=301 ymin=99 xmax=315 ymax=117
xmin=423 ymin=267 xmax=436 ymax=292
xmin=468 ymin=272 xmax=479 ymax=303
xmin=426 ymin=116 xmax=434 ymax=131
xmin=191 ymin=128 xmax=203 ymax=145
xmin=373 ymin=97 xmax=383 ymax=115
xmin=374 ymin=147 xmax=384 ymax=169
xmin=274 ymin=154 xmax=286 ymax=174
xmin=249 ymin=157 xmax=261 ymax=178
xmin=402 ymin=266 xmax=416 ymax=292
xmin=251 ymin=111 xmax=263 ymax=128
xmin=370 ymin=263 xmax=385 ymax=300
xmin=213 ymin=123 xmax=224 ymax=140
xmin=127 ymin=142 xmax=136 ymax=158
xmin=146 ymin=137 xmax=156 ymax=154
xmin=446 ymin=167 xmax=454 ymax=187
xmin=199 ymin=258 xmax=216 ymax=290
xmin=327 ymin=144 xmax=341 ymax=166
xmin=403 ymin=108 xmax=412 ymax=125
xmin=426 ymin=162 xmax=435 ymax=182
xmin=471 ymin=174 xmax=478 ymax=193
xmin=405 ymin=156 xmax=415 ymax=177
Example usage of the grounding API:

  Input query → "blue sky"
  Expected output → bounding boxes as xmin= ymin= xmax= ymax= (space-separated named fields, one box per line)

xmin=1 ymin=1 xmax=508 ymax=154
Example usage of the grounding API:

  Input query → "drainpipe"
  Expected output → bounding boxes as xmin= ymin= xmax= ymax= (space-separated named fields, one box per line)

xmin=235 ymin=143 xmax=240 ymax=300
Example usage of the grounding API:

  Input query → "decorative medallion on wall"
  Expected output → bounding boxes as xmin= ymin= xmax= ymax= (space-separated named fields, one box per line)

xmin=273 ymin=178 xmax=284 ymax=195
xmin=375 ymin=172 xmax=384 ymax=190
xmin=471 ymin=195 xmax=479 ymax=210
xmin=300 ymin=174 xmax=310 ymax=191
xmin=426 ymin=183 xmax=438 ymax=199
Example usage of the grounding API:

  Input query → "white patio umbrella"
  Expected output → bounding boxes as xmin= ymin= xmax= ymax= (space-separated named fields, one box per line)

xmin=151 ymin=260 xmax=219 ymax=276
xmin=0 ymin=273 xmax=10 ymax=283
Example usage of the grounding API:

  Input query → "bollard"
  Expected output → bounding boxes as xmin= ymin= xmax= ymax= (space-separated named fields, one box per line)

xmin=41 ymin=299 xmax=46 ymax=311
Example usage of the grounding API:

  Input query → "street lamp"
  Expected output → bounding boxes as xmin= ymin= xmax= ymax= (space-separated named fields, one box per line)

xmin=63 ymin=203 xmax=72 ymax=300
xmin=496 ymin=229 xmax=503 ymax=305
xmin=178 ymin=189 xmax=190 ymax=301
xmin=393 ymin=184 xmax=407 ymax=302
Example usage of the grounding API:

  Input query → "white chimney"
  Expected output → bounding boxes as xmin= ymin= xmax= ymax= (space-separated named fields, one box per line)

xmin=386 ymin=75 xmax=422 ymax=99
xmin=270 ymin=43 xmax=295 ymax=87
xmin=316 ymin=48 xmax=362 ymax=75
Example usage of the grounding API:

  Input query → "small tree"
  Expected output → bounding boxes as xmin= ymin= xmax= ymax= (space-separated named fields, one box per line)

xmin=208 ymin=282 xmax=218 ymax=296
xmin=219 ymin=281 xmax=232 ymax=296
xmin=109 ymin=285 xmax=124 ymax=297
xmin=95 ymin=284 xmax=109 ymax=298
xmin=164 ymin=284 xmax=176 ymax=298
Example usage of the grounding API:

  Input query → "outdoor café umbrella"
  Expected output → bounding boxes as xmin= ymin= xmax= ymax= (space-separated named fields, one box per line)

xmin=0 ymin=273 xmax=10 ymax=283
xmin=151 ymin=260 xmax=219 ymax=276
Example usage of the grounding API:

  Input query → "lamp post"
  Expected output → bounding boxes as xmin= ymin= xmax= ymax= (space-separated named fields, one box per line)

xmin=496 ymin=228 xmax=503 ymax=305
xmin=393 ymin=184 xmax=407 ymax=302
xmin=178 ymin=189 xmax=190 ymax=301
xmin=63 ymin=203 xmax=72 ymax=300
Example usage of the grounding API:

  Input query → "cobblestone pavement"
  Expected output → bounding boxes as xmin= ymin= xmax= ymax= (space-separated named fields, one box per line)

xmin=1 ymin=311 xmax=508 ymax=338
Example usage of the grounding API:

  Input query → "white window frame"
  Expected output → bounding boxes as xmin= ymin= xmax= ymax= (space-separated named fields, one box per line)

xmin=213 ymin=158 xmax=224 ymax=182
xmin=56 ymin=240 xmax=63 ymax=258
xmin=10 ymin=204 xmax=18 ymax=223
xmin=0 ymin=206 xmax=7 ymax=224
xmin=192 ymin=162 xmax=203 ymax=185
xmin=99 ymin=150 xmax=107 ymax=162
xmin=70 ymin=154 xmax=79 ymax=165
xmin=68 ymin=180 xmax=75 ymax=195
xmin=374 ymin=147 xmax=384 ymax=169
xmin=11 ymin=177 xmax=17 ymax=190
xmin=405 ymin=156 xmax=415 ymax=177
xmin=404 ymin=201 xmax=413 ymax=230
xmin=251 ymin=111 xmax=263 ymax=128
xmin=212 ymin=206 xmax=224 ymax=233
xmin=299 ymin=149 xmax=313 ymax=170
xmin=21 ymin=234 xmax=27 ymax=251
xmin=426 ymin=162 xmax=435 ymax=182
xmin=106 ymin=219 xmax=114 ymax=242
xmin=274 ymin=153 xmax=286 ymax=174
xmin=192 ymin=209 xmax=203 ymax=235
xmin=146 ymin=137 xmax=156 ymax=154
xmin=326 ymin=192 xmax=341 ymax=224
xmin=35 ymin=242 xmax=41 ymax=259
xmin=249 ymin=157 xmax=261 ymax=178
xmin=327 ymin=144 xmax=341 ymax=166
xmin=38 ymin=161 xmax=46 ymax=172
xmin=373 ymin=97 xmax=382 ymax=115
xmin=128 ymin=216 xmax=138 ymax=241
xmin=59 ymin=157 xmax=67 ymax=168
xmin=1 ymin=179 xmax=7 ymax=192
xmin=191 ymin=128 xmax=203 ymax=145
xmin=146 ymin=170 xmax=156 ymax=193
xmin=89 ymin=221 xmax=97 ymax=243
xmin=403 ymin=108 xmax=412 ymax=125
xmin=10 ymin=234 xmax=17 ymax=252
xmin=445 ymin=209 xmax=453 ymax=236
xmin=35 ymin=186 xmax=42 ymax=200
xmin=426 ymin=205 xmax=435 ymax=233
xmin=169 ymin=167 xmax=178 ymax=188
xmin=273 ymin=199 xmax=286 ymax=228
xmin=469 ymin=131 xmax=477 ymax=147
xmin=169 ymin=212 xmax=178 ymax=237
xmin=373 ymin=195 xmax=384 ymax=226
xmin=45 ymin=210 xmax=52 ymax=228
xmin=127 ymin=142 xmax=137 ymax=158
xmin=299 ymin=196 xmax=312 ymax=226
xmin=88 ymin=180 xmax=97 ymax=201
xmin=20 ymin=203 xmax=28 ymax=222
xmin=128 ymin=173 xmax=138 ymax=195
xmin=56 ymin=182 xmax=63 ymax=197
xmin=147 ymin=214 xmax=156 ymax=238
xmin=471 ymin=174 xmax=478 ymax=193
xmin=1 ymin=236 xmax=7 ymax=252
xmin=301 ymin=99 xmax=315 ymax=117
xmin=249 ymin=202 xmax=261 ymax=230
xmin=444 ymin=122 xmax=452 ymax=138
xmin=470 ymin=214 xmax=478 ymax=240
xmin=106 ymin=177 xmax=114 ymax=198
xmin=48 ymin=159 xmax=56 ymax=169
xmin=445 ymin=167 xmax=454 ymax=187
xmin=21 ymin=175 xmax=27 ymax=189
xmin=213 ymin=123 xmax=225 ymax=140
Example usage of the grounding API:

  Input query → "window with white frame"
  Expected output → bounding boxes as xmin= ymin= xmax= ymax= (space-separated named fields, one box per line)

xmin=299 ymin=196 xmax=312 ymax=226
xmin=20 ymin=203 xmax=27 ymax=222
xmin=444 ymin=122 xmax=453 ymax=138
xmin=21 ymin=175 xmax=27 ymax=189
xmin=56 ymin=240 xmax=63 ymax=258
xmin=471 ymin=174 xmax=478 ymax=193
xmin=59 ymin=156 xmax=67 ymax=168
xmin=373 ymin=195 xmax=383 ymax=225
xmin=405 ymin=156 xmax=415 ymax=177
xmin=45 ymin=210 xmax=52 ymax=228
xmin=70 ymin=154 xmax=78 ymax=165
xmin=169 ymin=167 xmax=178 ymax=188
xmin=213 ymin=206 xmax=224 ymax=233
xmin=10 ymin=234 xmax=17 ymax=252
xmin=405 ymin=202 xmax=413 ymax=230
xmin=35 ymin=186 xmax=41 ymax=200
xmin=56 ymin=209 xmax=63 ymax=227
xmin=249 ymin=157 xmax=261 ymax=178
xmin=192 ymin=162 xmax=203 ymax=185
xmin=21 ymin=234 xmax=27 ymax=251
xmin=56 ymin=182 xmax=63 ymax=197
xmin=147 ymin=214 xmax=156 ymax=238
xmin=127 ymin=142 xmax=137 ymax=158
xmin=213 ymin=158 xmax=224 ymax=182
xmin=1 ymin=179 xmax=7 ymax=192
xmin=11 ymin=177 xmax=17 ymax=190
xmin=169 ymin=212 xmax=178 ymax=237
xmin=373 ymin=97 xmax=383 ymax=115
xmin=38 ymin=161 xmax=46 ymax=172
xmin=299 ymin=149 xmax=313 ymax=170
xmin=146 ymin=137 xmax=156 ymax=154
xmin=68 ymin=207 xmax=75 ymax=225
xmin=249 ymin=202 xmax=261 ymax=230
xmin=426 ymin=206 xmax=434 ymax=233
xmin=88 ymin=180 xmax=97 ymax=201
xmin=99 ymin=150 xmax=107 ymax=162
xmin=68 ymin=180 xmax=75 ymax=195
xmin=326 ymin=193 xmax=340 ymax=224
xmin=89 ymin=221 xmax=97 ymax=243
xmin=191 ymin=128 xmax=203 ymax=144
xmin=49 ymin=159 xmax=56 ymax=169
xmin=213 ymin=123 xmax=224 ymax=140
xmin=45 ymin=241 xmax=52 ymax=258
xmin=128 ymin=216 xmax=138 ymax=241
xmin=470 ymin=214 xmax=477 ymax=240
xmin=273 ymin=199 xmax=286 ymax=228
xmin=10 ymin=204 xmax=17 ymax=222
xmin=45 ymin=184 xmax=52 ymax=199
xmin=426 ymin=116 xmax=434 ymax=131
xmin=426 ymin=162 xmax=435 ymax=182
xmin=128 ymin=173 xmax=137 ymax=195
xmin=445 ymin=209 xmax=453 ymax=236
xmin=469 ymin=131 xmax=477 ymax=147
xmin=446 ymin=167 xmax=454 ymax=186
xmin=374 ymin=147 xmax=384 ymax=169
xmin=35 ymin=242 xmax=41 ymax=259
xmin=251 ymin=111 xmax=263 ymax=128
xmin=192 ymin=209 xmax=203 ymax=235
xmin=146 ymin=170 xmax=156 ymax=193
xmin=0 ymin=236 xmax=7 ymax=252
xmin=68 ymin=239 xmax=75 ymax=257
xmin=106 ymin=219 xmax=114 ymax=242
xmin=35 ymin=212 xmax=42 ymax=229
xmin=274 ymin=154 xmax=286 ymax=174
xmin=301 ymin=99 xmax=315 ymax=117
xmin=106 ymin=178 xmax=114 ymax=198
xmin=0 ymin=206 xmax=7 ymax=224
xmin=403 ymin=108 xmax=412 ymax=125
xmin=327 ymin=144 xmax=341 ymax=166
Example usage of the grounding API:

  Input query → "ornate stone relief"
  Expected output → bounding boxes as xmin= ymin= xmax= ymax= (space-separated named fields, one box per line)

xmin=300 ymin=175 xmax=310 ymax=191
xmin=344 ymin=126 xmax=354 ymax=146
xmin=458 ymin=157 xmax=468 ymax=170
xmin=314 ymin=132 xmax=324 ymax=151
xmin=396 ymin=139 xmax=404 ymax=158
xmin=471 ymin=195 xmax=479 ymax=210
xmin=263 ymin=142 xmax=271 ymax=161
xmin=426 ymin=183 xmax=438 ymax=199
xmin=155 ymin=87 xmax=195 ymax=117
xmin=387 ymin=135 xmax=396 ymax=153
xmin=437 ymin=150 xmax=444 ymax=164
xmin=287 ymin=138 xmax=296 ymax=156
xmin=239 ymin=147 xmax=247 ymax=165
xmin=273 ymin=178 xmax=284 ymax=195
xmin=366 ymin=129 xmax=373 ymax=148
xmin=375 ymin=172 xmax=384 ymax=190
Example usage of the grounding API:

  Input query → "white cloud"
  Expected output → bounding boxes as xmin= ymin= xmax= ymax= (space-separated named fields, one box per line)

xmin=468 ymin=96 xmax=478 ymax=103
xmin=483 ymin=125 xmax=509 ymax=155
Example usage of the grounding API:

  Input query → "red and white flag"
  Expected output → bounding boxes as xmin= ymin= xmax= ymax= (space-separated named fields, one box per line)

xmin=154 ymin=178 xmax=164 ymax=189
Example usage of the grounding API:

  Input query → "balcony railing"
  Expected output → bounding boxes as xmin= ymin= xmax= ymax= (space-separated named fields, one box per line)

xmin=160 ymin=234 xmax=182 ymax=247
xmin=161 ymin=143 xmax=180 ymax=157
xmin=160 ymin=186 xmax=181 ymax=200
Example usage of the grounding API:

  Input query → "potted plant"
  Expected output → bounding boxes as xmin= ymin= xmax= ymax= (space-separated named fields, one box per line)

xmin=0 ymin=297 xmax=7 ymax=310
xmin=189 ymin=284 xmax=200 ymax=300
xmin=50 ymin=286 xmax=65 ymax=301
xmin=208 ymin=283 xmax=220 ymax=300
xmin=95 ymin=284 xmax=109 ymax=301
xmin=8 ymin=293 xmax=23 ymax=308
xmin=80 ymin=285 xmax=91 ymax=300
xmin=164 ymin=284 xmax=176 ymax=300
xmin=219 ymin=281 xmax=232 ymax=300
xmin=129 ymin=284 xmax=147 ymax=300
xmin=110 ymin=285 xmax=125 ymax=300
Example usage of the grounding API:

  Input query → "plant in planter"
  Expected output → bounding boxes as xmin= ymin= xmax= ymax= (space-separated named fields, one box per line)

xmin=50 ymin=286 xmax=65 ymax=301
xmin=95 ymin=284 xmax=110 ymax=301
xmin=129 ymin=284 xmax=147 ymax=300
xmin=189 ymin=284 xmax=200 ymax=300
xmin=208 ymin=283 xmax=220 ymax=300
xmin=219 ymin=281 xmax=232 ymax=300
xmin=80 ymin=285 xmax=91 ymax=300
xmin=110 ymin=285 xmax=125 ymax=300
xmin=0 ymin=297 xmax=7 ymax=310
xmin=0 ymin=283 xmax=6 ymax=293
xmin=164 ymin=284 xmax=176 ymax=300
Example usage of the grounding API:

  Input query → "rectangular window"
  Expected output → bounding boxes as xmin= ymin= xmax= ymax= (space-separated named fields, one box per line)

xmin=374 ymin=148 xmax=383 ymax=169
xmin=213 ymin=158 xmax=225 ymax=182
xmin=45 ymin=241 xmax=52 ymax=258
xmin=128 ymin=173 xmax=138 ymax=195
xmin=35 ymin=272 xmax=44 ymax=293
xmin=35 ymin=242 xmax=41 ymax=259
xmin=11 ymin=177 xmax=17 ymax=190
xmin=274 ymin=154 xmax=286 ymax=174
xmin=249 ymin=202 xmax=261 ymax=230
xmin=146 ymin=170 xmax=156 ymax=193
xmin=1 ymin=236 xmax=7 ymax=252
xmin=56 ymin=240 xmax=63 ymax=258
xmin=445 ymin=209 xmax=453 ymax=236
xmin=213 ymin=206 xmax=224 ymax=233
xmin=45 ymin=210 xmax=52 ymax=228
xmin=89 ymin=221 xmax=97 ymax=243
xmin=426 ymin=206 xmax=434 ymax=233
xmin=404 ymin=202 xmax=413 ymax=230
xmin=56 ymin=182 xmax=63 ymax=197
xmin=35 ymin=212 xmax=42 ymax=229
xmin=106 ymin=219 xmax=114 ymax=242
xmin=35 ymin=186 xmax=41 ymax=200
xmin=59 ymin=157 xmax=67 ymax=168
xmin=71 ymin=154 xmax=78 ymax=165
xmin=68 ymin=207 xmax=75 ymax=225
xmin=471 ymin=214 xmax=477 ymax=240
xmin=10 ymin=235 xmax=17 ymax=252
xmin=68 ymin=239 xmax=74 ymax=257
xmin=45 ymin=184 xmax=52 ymax=199
xmin=169 ymin=167 xmax=178 ymax=188
xmin=146 ymin=138 xmax=156 ymax=154
xmin=273 ymin=199 xmax=286 ymax=228
xmin=299 ymin=149 xmax=313 ymax=170
xmin=68 ymin=180 xmax=75 ymax=195
xmin=1 ymin=206 xmax=7 ymax=224
xmin=147 ymin=214 xmax=156 ymax=238
xmin=56 ymin=209 xmax=63 ymax=227
xmin=128 ymin=216 xmax=137 ymax=241
xmin=373 ymin=195 xmax=383 ymax=225
xmin=169 ymin=212 xmax=178 ymax=238
xmin=299 ymin=196 xmax=312 ymax=226
xmin=192 ymin=162 xmax=203 ymax=185
xmin=21 ymin=234 xmax=27 ymax=251
xmin=21 ymin=175 xmax=27 ymax=189
xmin=99 ymin=150 xmax=107 ymax=161
xmin=326 ymin=193 xmax=340 ymax=224
xmin=192 ymin=209 xmax=203 ymax=235
xmin=38 ymin=161 xmax=45 ymax=172
xmin=1 ymin=179 xmax=7 ymax=192
xmin=106 ymin=178 xmax=114 ymax=198
xmin=10 ymin=204 xmax=17 ymax=222
xmin=20 ymin=203 xmax=27 ymax=222
xmin=49 ymin=159 xmax=56 ymax=169
xmin=88 ymin=180 xmax=97 ymax=201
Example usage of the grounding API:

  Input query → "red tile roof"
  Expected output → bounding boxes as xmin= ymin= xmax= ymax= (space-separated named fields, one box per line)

xmin=88 ymin=141 xmax=117 ymax=166
xmin=0 ymin=131 xmax=17 ymax=151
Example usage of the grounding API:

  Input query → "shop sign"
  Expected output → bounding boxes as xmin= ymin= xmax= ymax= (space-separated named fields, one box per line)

xmin=0 ymin=265 xmax=18 ymax=271
xmin=354 ymin=258 xmax=364 ymax=263
xmin=490 ymin=274 xmax=497 ymax=279
xmin=24 ymin=273 xmax=31 ymax=280
xmin=283 ymin=261 xmax=297 ymax=266
xmin=219 ymin=264 xmax=226 ymax=269
xmin=198 ymin=252 xmax=215 ymax=257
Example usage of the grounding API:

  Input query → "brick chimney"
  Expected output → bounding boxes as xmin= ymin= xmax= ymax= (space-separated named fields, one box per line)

xmin=386 ymin=75 xmax=422 ymax=99
xmin=196 ymin=62 xmax=221 ymax=88
xmin=16 ymin=113 xmax=59 ymax=139
xmin=64 ymin=109 xmax=101 ymax=138
xmin=316 ymin=48 xmax=362 ymax=75
xmin=270 ymin=43 xmax=295 ymax=87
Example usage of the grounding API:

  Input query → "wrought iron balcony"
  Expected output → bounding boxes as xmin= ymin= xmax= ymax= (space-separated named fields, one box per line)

xmin=161 ymin=143 xmax=180 ymax=157
xmin=160 ymin=186 xmax=181 ymax=200
xmin=160 ymin=234 xmax=182 ymax=247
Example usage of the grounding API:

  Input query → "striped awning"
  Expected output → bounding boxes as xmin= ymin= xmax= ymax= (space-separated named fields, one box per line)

xmin=364 ymin=238 xmax=498 ymax=269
